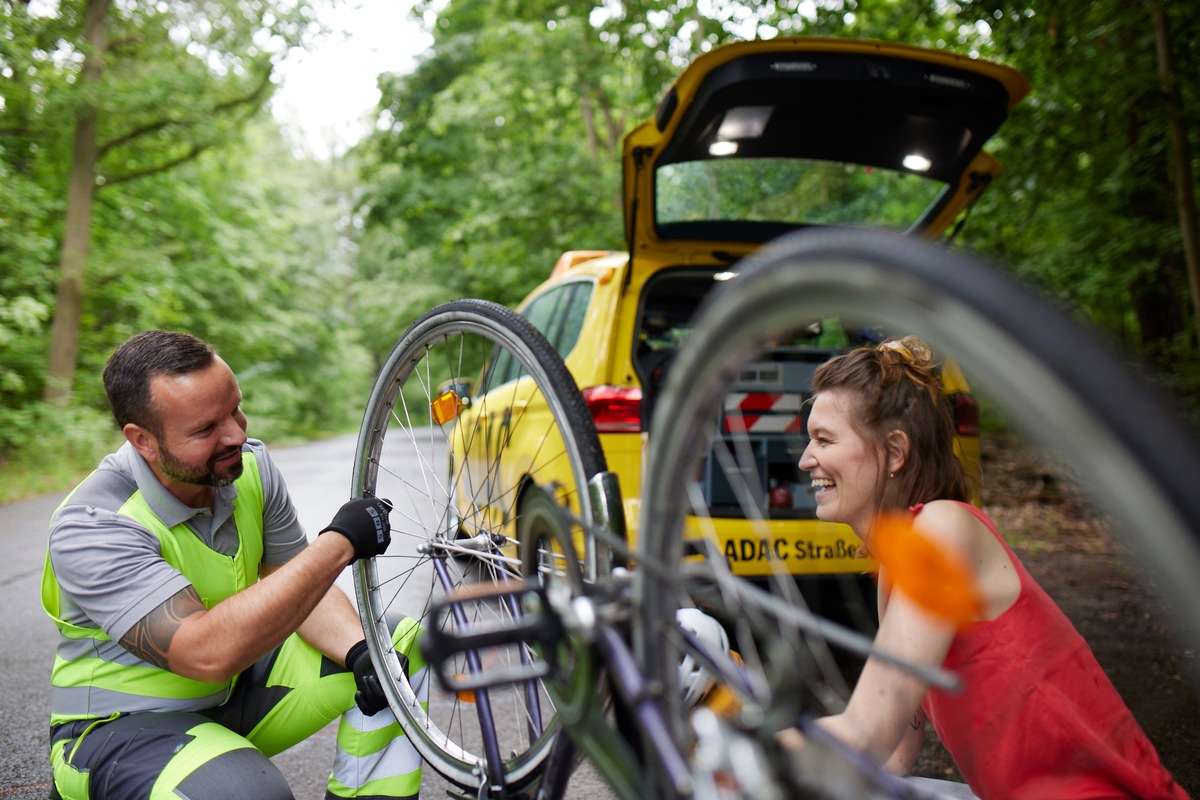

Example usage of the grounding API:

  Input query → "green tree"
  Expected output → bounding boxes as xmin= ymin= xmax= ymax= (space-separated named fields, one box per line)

xmin=560 ymin=3 xmax=1199 ymax=398
xmin=355 ymin=2 xmax=647 ymax=366
xmin=1 ymin=5 xmax=70 ymax=407
xmin=4 ymin=0 xmax=320 ymax=403
xmin=954 ymin=0 xmax=1199 ymax=394
xmin=1 ymin=1 xmax=382 ymax=498
xmin=55 ymin=109 xmax=371 ymax=437
xmin=355 ymin=0 xmax=991 ymax=352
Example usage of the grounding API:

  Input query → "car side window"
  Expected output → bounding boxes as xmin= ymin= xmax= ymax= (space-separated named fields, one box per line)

xmin=523 ymin=288 xmax=566 ymax=346
xmin=483 ymin=348 xmax=517 ymax=392
xmin=481 ymin=281 xmax=597 ymax=394
xmin=522 ymin=281 xmax=594 ymax=361
xmin=550 ymin=282 xmax=592 ymax=359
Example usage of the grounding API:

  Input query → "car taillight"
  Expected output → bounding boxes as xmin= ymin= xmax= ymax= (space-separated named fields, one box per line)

xmin=582 ymin=385 xmax=643 ymax=433
xmin=951 ymin=392 xmax=980 ymax=437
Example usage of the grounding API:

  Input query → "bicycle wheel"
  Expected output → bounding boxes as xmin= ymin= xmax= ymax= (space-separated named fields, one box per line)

xmin=351 ymin=299 xmax=608 ymax=796
xmin=635 ymin=228 xmax=1200 ymax=798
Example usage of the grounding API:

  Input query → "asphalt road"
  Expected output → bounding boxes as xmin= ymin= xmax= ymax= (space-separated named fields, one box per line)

xmin=0 ymin=490 xmax=61 ymax=800
xmin=0 ymin=434 xmax=611 ymax=800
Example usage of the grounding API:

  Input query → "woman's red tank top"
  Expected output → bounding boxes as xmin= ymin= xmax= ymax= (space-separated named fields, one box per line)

xmin=915 ymin=502 xmax=1187 ymax=799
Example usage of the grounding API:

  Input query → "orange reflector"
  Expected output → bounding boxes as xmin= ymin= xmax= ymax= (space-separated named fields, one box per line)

xmin=454 ymin=682 xmax=476 ymax=703
xmin=701 ymin=650 xmax=744 ymax=718
xmin=431 ymin=390 xmax=461 ymax=425
xmin=872 ymin=512 xmax=981 ymax=626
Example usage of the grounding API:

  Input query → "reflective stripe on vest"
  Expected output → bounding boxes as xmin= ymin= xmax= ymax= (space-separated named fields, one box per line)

xmin=42 ymin=452 xmax=266 ymax=724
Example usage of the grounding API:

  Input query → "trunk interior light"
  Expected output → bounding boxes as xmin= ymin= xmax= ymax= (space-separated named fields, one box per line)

xmin=717 ymin=105 xmax=773 ymax=139
xmin=903 ymin=153 xmax=933 ymax=172
xmin=710 ymin=105 xmax=773 ymax=157
xmin=583 ymin=385 xmax=643 ymax=433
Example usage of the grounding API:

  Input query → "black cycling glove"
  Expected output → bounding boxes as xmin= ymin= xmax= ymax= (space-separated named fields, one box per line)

xmin=345 ymin=639 xmax=388 ymax=716
xmin=321 ymin=497 xmax=392 ymax=561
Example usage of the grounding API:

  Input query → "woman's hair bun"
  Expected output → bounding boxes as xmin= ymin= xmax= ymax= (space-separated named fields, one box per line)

xmin=878 ymin=336 xmax=934 ymax=367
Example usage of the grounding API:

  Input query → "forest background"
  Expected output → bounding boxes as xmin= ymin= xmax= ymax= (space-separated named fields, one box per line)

xmin=2 ymin=0 xmax=1198 ymax=503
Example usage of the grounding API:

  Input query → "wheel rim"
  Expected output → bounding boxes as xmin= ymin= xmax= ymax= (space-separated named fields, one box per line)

xmin=351 ymin=302 xmax=604 ymax=794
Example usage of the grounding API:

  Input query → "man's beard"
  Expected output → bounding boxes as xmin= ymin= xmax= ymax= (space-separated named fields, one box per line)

xmin=158 ymin=443 xmax=244 ymax=488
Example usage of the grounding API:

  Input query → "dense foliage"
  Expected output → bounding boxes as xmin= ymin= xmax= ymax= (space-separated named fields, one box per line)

xmin=2 ymin=0 xmax=1197 ymax=500
xmin=958 ymin=1 xmax=1200 ymax=402
xmin=358 ymin=0 xmax=1199 ymax=394
xmin=0 ymin=0 xmax=369 ymax=497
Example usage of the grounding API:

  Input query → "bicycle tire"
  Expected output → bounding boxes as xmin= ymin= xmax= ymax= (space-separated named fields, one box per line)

xmin=351 ymin=299 xmax=608 ymax=796
xmin=634 ymin=228 xmax=1200 ymax=798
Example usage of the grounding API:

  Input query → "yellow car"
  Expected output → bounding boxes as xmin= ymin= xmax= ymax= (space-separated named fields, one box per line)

xmin=455 ymin=37 xmax=1027 ymax=589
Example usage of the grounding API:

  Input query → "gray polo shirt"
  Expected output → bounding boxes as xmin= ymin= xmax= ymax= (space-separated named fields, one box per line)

xmin=47 ymin=438 xmax=307 ymax=644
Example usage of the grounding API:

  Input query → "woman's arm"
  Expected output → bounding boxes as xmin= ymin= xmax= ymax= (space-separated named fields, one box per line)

xmin=883 ymin=708 xmax=928 ymax=775
xmin=815 ymin=501 xmax=1016 ymax=771
xmin=817 ymin=502 xmax=998 ymax=764
xmin=816 ymin=588 xmax=956 ymax=764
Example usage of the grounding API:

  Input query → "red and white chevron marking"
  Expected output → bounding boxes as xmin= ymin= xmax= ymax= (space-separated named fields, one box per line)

xmin=722 ymin=393 xmax=804 ymax=433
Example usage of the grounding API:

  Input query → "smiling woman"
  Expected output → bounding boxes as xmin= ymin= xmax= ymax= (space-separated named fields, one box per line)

xmin=796 ymin=339 xmax=1187 ymax=798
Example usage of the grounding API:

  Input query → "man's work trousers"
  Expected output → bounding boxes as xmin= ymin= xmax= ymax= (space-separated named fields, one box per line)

xmin=49 ymin=619 xmax=425 ymax=800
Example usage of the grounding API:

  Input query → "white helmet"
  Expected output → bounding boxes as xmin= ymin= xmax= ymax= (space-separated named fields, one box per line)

xmin=676 ymin=608 xmax=730 ymax=707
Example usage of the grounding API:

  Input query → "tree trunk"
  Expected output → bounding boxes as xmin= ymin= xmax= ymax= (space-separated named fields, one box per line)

xmin=44 ymin=0 xmax=111 ymax=404
xmin=579 ymin=91 xmax=599 ymax=160
xmin=1150 ymin=1 xmax=1200 ymax=349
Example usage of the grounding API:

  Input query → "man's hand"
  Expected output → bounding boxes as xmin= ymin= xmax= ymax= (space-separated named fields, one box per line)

xmin=321 ymin=497 xmax=392 ymax=562
xmin=345 ymin=639 xmax=388 ymax=715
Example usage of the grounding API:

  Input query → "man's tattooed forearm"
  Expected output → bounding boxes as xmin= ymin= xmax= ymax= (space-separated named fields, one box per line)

xmin=119 ymin=587 xmax=205 ymax=670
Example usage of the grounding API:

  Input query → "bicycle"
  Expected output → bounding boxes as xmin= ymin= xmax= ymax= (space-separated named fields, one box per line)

xmin=351 ymin=230 xmax=1200 ymax=799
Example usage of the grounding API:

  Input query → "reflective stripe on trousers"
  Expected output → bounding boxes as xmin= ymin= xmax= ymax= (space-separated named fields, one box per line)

xmin=49 ymin=619 xmax=424 ymax=799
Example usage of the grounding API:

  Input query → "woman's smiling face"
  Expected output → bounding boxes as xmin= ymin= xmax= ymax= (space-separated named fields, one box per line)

xmin=798 ymin=389 xmax=887 ymax=537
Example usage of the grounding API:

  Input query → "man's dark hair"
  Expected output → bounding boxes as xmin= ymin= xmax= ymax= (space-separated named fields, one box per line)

xmin=103 ymin=330 xmax=217 ymax=433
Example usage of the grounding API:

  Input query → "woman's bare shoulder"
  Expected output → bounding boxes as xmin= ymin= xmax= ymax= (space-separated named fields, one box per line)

xmin=912 ymin=500 xmax=992 ymax=554
xmin=915 ymin=500 xmax=1019 ymax=619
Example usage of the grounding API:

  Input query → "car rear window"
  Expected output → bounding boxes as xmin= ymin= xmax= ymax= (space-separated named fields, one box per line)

xmin=656 ymin=157 xmax=947 ymax=240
